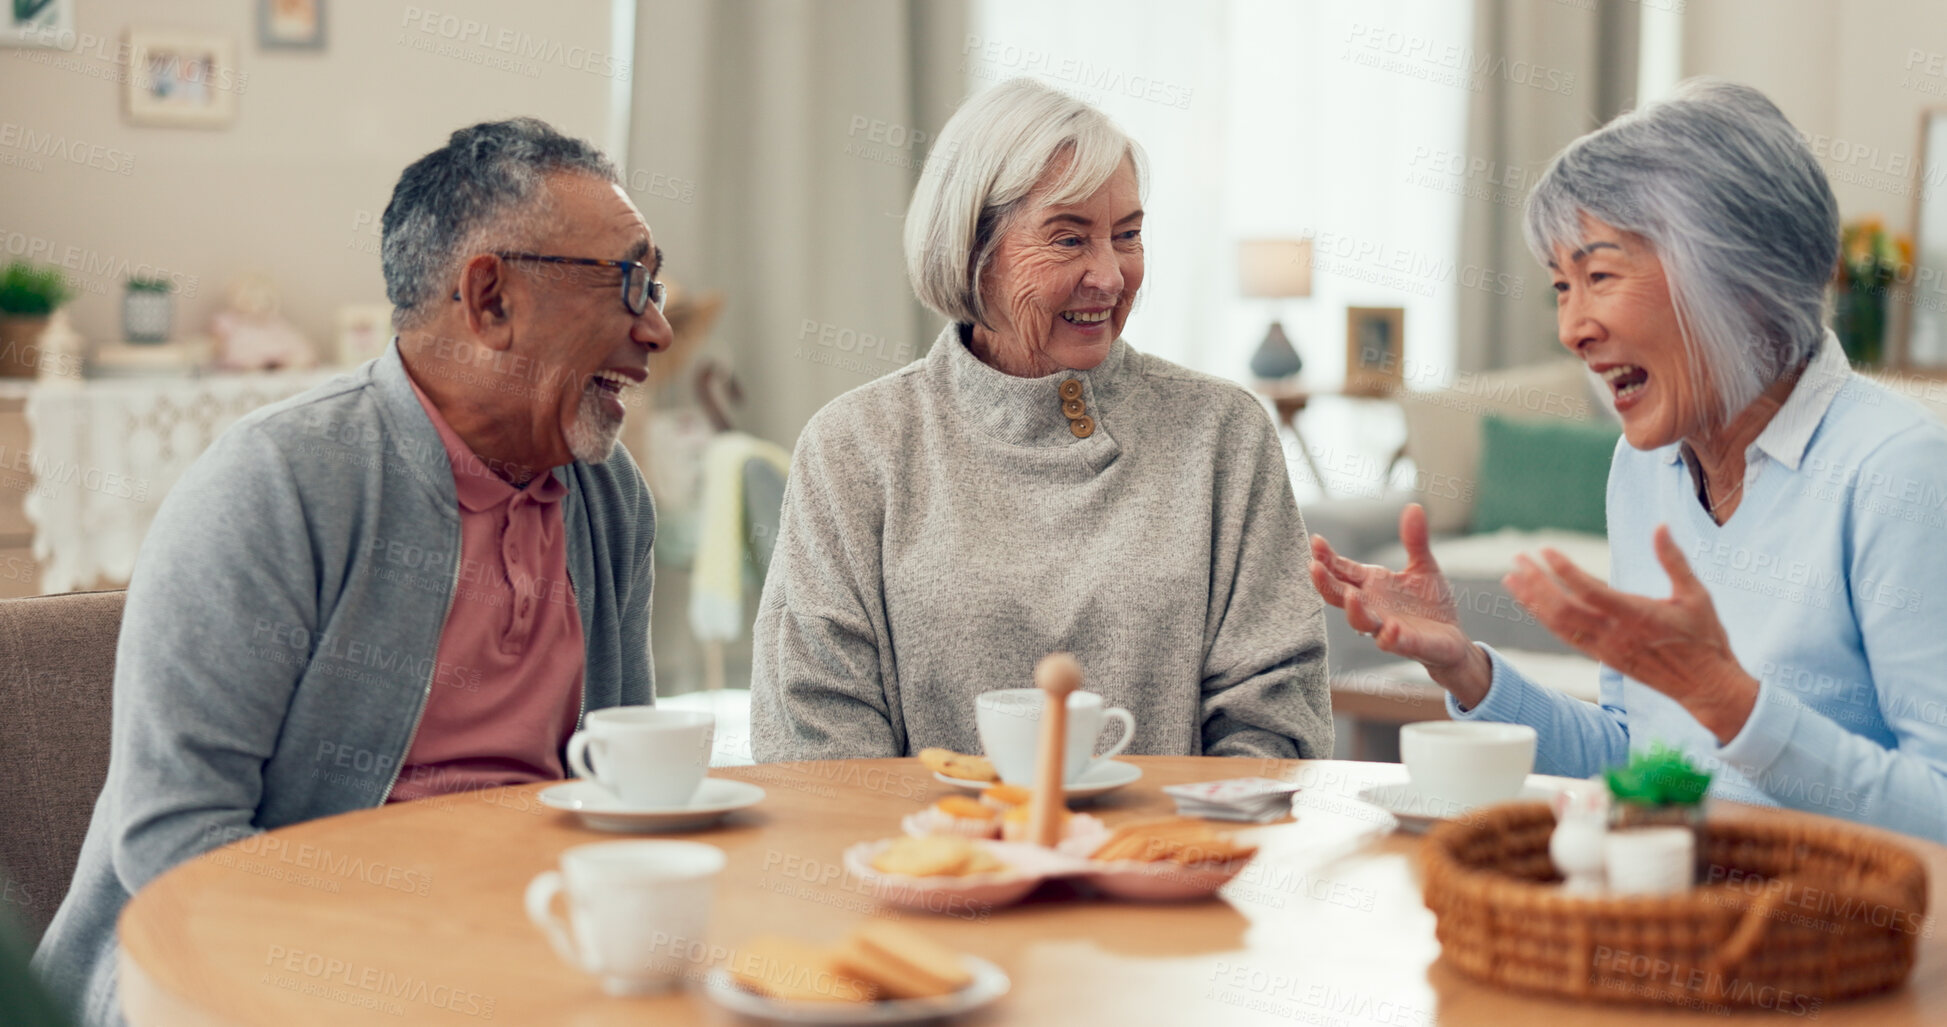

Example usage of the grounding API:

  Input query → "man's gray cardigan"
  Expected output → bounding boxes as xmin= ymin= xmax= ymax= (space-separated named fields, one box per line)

xmin=750 ymin=326 xmax=1332 ymax=763
xmin=32 ymin=343 xmax=655 ymax=1026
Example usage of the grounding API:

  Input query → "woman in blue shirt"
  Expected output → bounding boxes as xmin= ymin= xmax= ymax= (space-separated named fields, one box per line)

xmin=1311 ymin=79 xmax=1947 ymax=842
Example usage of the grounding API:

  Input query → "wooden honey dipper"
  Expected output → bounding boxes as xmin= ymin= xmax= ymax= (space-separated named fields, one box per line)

xmin=1028 ymin=652 xmax=1083 ymax=848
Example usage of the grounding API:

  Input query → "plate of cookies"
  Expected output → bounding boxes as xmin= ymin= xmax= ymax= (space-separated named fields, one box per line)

xmin=847 ymin=817 xmax=1258 ymax=912
xmin=917 ymin=748 xmax=1141 ymax=801
xmin=708 ymin=922 xmax=1009 ymax=1023
xmin=844 ymin=836 xmax=1074 ymax=912
xmin=1071 ymin=817 xmax=1260 ymax=901
xmin=901 ymin=789 xmax=1106 ymax=844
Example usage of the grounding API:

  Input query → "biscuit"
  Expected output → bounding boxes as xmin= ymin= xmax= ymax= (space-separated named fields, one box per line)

xmin=870 ymin=836 xmax=969 ymax=877
xmin=834 ymin=922 xmax=975 ymax=1000
xmin=960 ymin=847 xmax=1006 ymax=875
xmin=730 ymin=936 xmax=878 ymax=1003
xmin=980 ymin=783 xmax=1032 ymax=809
xmin=1091 ymin=817 xmax=1257 ymax=865
xmin=917 ymin=747 xmax=998 ymax=783
xmin=933 ymin=796 xmax=993 ymax=820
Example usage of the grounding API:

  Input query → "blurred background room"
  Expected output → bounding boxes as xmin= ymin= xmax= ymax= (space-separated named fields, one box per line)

xmin=4 ymin=0 xmax=1946 ymax=768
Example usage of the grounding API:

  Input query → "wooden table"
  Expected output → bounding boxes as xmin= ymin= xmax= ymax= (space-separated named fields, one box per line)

xmin=118 ymin=758 xmax=1947 ymax=1025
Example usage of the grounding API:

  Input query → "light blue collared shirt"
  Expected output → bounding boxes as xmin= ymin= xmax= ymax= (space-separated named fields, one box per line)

xmin=1450 ymin=333 xmax=1947 ymax=842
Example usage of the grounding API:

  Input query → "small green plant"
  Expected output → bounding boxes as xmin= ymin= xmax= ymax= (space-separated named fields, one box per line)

xmin=126 ymin=275 xmax=174 ymax=293
xmin=1605 ymin=743 xmax=1712 ymax=806
xmin=0 ymin=262 xmax=73 ymax=316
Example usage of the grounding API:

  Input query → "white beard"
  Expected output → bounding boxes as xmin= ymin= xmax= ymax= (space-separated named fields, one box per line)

xmin=565 ymin=380 xmax=622 ymax=464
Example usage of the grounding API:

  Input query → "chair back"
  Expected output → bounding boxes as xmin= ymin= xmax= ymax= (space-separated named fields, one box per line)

xmin=0 ymin=590 xmax=124 ymax=945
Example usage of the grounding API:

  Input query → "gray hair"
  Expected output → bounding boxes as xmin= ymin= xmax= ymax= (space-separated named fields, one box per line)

xmin=1523 ymin=78 xmax=1839 ymax=427
xmin=904 ymin=78 xmax=1147 ymax=327
xmin=382 ymin=117 xmax=618 ymax=330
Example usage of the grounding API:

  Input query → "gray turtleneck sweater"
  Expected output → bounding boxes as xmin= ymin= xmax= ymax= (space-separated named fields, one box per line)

xmin=749 ymin=325 xmax=1332 ymax=762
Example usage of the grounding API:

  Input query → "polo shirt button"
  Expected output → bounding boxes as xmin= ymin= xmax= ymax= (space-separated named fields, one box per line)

xmin=1069 ymin=416 xmax=1095 ymax=438
xmin=1059 ymin=380 xmax=1083 ymax=401
xmin=1062 ymin=398 xmax=1086 ymax=419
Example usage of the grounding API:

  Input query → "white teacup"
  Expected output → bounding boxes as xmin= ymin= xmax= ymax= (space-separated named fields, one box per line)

xmin=525 ymin=840 xmax=724 ymax=996
xmin=566 ymin=707 xmax=714 ymax=808
xmin=976 ymin=688 xmax=1135 ymax=786
xmin=1399 ymin=721 xmax=1537 ymax=809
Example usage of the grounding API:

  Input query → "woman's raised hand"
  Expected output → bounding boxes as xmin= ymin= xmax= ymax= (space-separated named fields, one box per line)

xmin=1308 ymin=503 xmax=1492 ymax=706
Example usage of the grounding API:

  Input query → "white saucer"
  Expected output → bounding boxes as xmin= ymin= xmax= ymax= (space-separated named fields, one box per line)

xmin=703 ymin=955 xmax=1009 ymax=1023
xmin=1357 ymin=776 xmax=1571 ymax=834
xmin=538 ymin=778 xmax=764 ymax=833
xmin=932 ymin=759 xmax=1142 ymax=801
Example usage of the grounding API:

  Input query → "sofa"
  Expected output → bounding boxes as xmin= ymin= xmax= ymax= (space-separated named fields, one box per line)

xmin=1305 ymin=357 xmax=1618 ymax=675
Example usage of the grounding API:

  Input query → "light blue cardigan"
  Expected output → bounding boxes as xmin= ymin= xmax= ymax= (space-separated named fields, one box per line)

xmin=32 ymin=342 xmax=655 ymax=1026
xmin=1452 ymin=335 xmax=1947 ymax=842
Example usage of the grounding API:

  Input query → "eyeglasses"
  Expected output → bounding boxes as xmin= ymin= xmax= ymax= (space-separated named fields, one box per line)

xmin=450 ymin=252 xmax=666 ymax=315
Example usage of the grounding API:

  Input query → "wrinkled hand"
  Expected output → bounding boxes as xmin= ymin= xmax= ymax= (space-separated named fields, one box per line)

xmin=1503 ymin=523 xmax=1758 ymax=742
xmin=1309 ymin=503 xmax=1489 ymax=704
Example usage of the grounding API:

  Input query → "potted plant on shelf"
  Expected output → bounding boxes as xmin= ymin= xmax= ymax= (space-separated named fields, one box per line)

xmin=124 ymin=275 xmax=175 ymax=343
xmin=0 ymin=261 xmax=74 ymax=378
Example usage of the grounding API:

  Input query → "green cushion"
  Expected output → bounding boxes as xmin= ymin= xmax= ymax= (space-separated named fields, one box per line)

xmin=1470 ymin=414 xmax=1621 ymax=535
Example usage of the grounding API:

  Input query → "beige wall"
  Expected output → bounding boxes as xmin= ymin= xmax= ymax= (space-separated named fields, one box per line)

xmin=0 ymin=0 xmax=621 ymax=355
xmin=1683 ymin=0 xmax=1946 ymax=235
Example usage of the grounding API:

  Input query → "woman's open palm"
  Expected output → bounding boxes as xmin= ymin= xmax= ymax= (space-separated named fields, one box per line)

xmin=1308 ymin=503 xmax=1476 ymax=676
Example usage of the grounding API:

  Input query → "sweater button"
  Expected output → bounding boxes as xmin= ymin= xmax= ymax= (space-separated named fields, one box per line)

xmin=1069 ymin=415 xmax=1095 ymax=438
xmin=1059 ymin=379 xmax=1083 ymax=401
xmin=1062 ymin=398 xmax=1086 ymax=419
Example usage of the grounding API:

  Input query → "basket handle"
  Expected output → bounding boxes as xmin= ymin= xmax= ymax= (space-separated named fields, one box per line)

xmin=1707 ymin=888 xmax=1784 ymax=976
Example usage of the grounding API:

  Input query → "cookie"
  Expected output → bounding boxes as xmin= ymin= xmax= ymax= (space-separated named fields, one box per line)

xmin=917 ymin=747 xmax=998 ymax=783
xmin=872 ymin=836 xmax=975 ymax=877
xmin=729 ymin=935 xmax=877 ymax=1003
xmin=933 ymin=796 xmax=994 ymax=820
xmin=980 ymin=783 xmax=1032 ymax=809
xmin=834 ymin=922 xmax=974 ymax=1000
xmin=1091 ymin=817 xmax=1257 ymax=865
xmin=870 ymin=836 xmax=1006 ymax=877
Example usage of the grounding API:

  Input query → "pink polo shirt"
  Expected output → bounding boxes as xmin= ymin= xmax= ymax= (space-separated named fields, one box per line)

xmin=387 ymin=378 xmax=586 ymax=803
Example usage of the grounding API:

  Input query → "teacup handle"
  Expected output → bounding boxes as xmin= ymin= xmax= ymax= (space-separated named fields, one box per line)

xmin=523 ymin=871 xmax=588 ymax=972
xmin=1086 ymin=707 xmax=1136 ymax=772
xmin=566 ymin=731 xmax=602 ymax=783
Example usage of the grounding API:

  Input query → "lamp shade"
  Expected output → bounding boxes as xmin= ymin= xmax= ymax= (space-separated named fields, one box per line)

xmin=1237 ymin=238 xmax=1313 ymax=298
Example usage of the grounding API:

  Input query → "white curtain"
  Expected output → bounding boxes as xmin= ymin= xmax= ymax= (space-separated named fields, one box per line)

xmin=624 ymin=0 xmax=968 ymax=693
xmin=972 ymin=0 xmax=1471 ymax=388
xmin=625 ymin=0 xmax=968 ymax=451
xmin=1454 ymin=0 xmax=1642 ymax=373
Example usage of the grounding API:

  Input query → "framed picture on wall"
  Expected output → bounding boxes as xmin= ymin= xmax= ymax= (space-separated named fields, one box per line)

xmin=260 ymin=0 xmax=326 ymax=50
xmin=1 ymin=0 xmax=73 ymax=48
xmin=1344 ymin=306 xmax=1406 ymax=397
xmin=125 ymin=32 xmax=241 ymax=128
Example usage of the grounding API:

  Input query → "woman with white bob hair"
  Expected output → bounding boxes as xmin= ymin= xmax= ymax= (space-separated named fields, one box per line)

xmin=1311 ymin=79 xmax=1947 ymax=841
xmin=750 ymin=78 xmax=1333 ymax=762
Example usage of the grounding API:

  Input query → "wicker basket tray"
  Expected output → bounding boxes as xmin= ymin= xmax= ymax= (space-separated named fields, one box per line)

xmin=1421 ymin=802 xmax=1928 ymax=1011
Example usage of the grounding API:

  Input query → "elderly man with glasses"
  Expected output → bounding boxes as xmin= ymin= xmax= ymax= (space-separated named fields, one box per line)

xmin=34 ymin=118 xmax=671 ymax=1027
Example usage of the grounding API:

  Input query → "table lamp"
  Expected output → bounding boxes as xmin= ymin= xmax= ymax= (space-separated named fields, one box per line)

xmin=1238 ymin=239 xmax=1312 ymax=381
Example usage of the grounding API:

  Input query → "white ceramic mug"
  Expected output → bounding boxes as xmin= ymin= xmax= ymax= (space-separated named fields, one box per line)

xmin=975 ymin=688 xmax=1135 ymax=786
xmin=566 ymin=707 xmax=714 ymax=808
xmin=1399 ymin=721 xmax=1537 ymax=809
xmin=524 ymin=840 xmax=725 ymax=996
